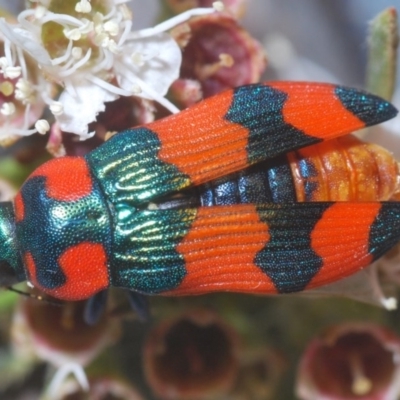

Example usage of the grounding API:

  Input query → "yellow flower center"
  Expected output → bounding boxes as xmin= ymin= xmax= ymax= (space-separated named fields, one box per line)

xmin=0 ymin=81 xmax=14 ymax=97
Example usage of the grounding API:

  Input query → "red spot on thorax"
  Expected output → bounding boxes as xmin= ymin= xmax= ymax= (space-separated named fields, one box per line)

xmin=24 ymin=243 xmax=109 ymax=301
xmin=28 ymin=157 xmax=93 ymax=201
xmin=14 ymin=192 xmax=25 ymax=222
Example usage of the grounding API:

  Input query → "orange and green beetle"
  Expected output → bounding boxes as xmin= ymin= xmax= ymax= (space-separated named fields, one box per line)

xmin=0 ymin=81 xmax=399 ymax=301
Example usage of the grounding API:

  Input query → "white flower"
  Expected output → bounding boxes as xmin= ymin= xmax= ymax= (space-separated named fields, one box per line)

xmin=0 ymin=0 xmax=222 ymax=139
xmin=0 ymin=31 xmax=49 ymax=144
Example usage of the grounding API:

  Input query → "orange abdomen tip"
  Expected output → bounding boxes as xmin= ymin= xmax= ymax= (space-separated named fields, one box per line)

xmin=288 ymin=135 xmax=400 ymax=202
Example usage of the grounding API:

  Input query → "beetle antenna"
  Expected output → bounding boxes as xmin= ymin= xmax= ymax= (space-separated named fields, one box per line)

xmin=6 ymin=286 xmax=63 ymax=307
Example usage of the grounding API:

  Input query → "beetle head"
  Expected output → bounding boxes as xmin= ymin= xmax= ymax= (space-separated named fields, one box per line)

xmin=0 ymin=202 xmax=24 ymax=287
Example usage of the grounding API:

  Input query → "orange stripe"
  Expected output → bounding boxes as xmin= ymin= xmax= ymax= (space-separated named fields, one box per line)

xmin=28 ymin=157 xmax=93 ymax=201
xmin=307 ymin=203 xmax=380 ymax=289
xmin=165 ymin=205 xmax=277 ymax=295
xmin=148 ymin=90 xmax=250 ymax=185
xmin=268 ymin=82 xmax=366 ymax=139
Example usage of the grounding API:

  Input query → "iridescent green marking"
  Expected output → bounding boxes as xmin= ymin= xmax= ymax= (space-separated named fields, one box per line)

xmin=369 ymin=202 xmax=400 ymax=260
xmin=225 ymin=85 xmax=322 ymax=164
xmin=86 ymin=127 xmax=192 ymax=207
xmin=16 ymin=176 xmax=112 ymax=290
xmin=0 ymin=202 xmax=24 ymax=283
xmin=85 ymin=127 xmax=197 ymax=293
xmin=334 ymin=86 xmax=398 ymax=125
xmin=111 ymin=207 xmax=196 ymax=294
xmin=255 ymin=203 xmax=331 ymax=293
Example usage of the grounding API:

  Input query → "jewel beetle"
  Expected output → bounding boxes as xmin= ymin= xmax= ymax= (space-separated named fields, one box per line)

xmin=0 ymin=81 xmax=399 ymax=301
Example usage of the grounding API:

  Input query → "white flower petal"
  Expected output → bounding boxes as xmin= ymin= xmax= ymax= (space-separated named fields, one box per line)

xmin=56 ymin=81 xmax=118 ymax=137
xmin=0 ymin=20 xmax=52 ymax=66
xmin=116 ymin=32 xmax=181 ymax=98
xmin=0 ymin=5 xmax=218 ymax=139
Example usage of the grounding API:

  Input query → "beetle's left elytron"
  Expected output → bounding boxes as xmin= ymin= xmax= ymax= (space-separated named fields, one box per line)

xmin=0 ymin=81 xmax=399 ymax=300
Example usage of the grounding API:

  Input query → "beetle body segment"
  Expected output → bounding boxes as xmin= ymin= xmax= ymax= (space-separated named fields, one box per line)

xmin=14 ymin=157 xmax=112 ymax=300
xmin=192 ymin=135 xmax=400 ymax=207
xmin=1 ymin=81 xmax=399 ymax=301
xmin=288 ymin=135 xmax=400 ymax=202
xmin=162 ymin=202 xmax=399 ymax=296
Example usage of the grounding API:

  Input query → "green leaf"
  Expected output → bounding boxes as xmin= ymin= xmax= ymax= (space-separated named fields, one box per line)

xmin=366 ymin=7 xmax=399 ymax=101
